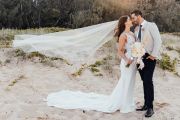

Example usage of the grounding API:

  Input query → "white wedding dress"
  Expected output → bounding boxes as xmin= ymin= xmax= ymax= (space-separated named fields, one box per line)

xmin=12 ymin=20 xmax=137 ymax=113
xmin=46 ymin=32 xmax=137 ymax=113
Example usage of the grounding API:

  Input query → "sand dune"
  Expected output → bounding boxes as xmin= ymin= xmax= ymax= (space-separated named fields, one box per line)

xmin=0 ymin=33 xmax=180 ymax=120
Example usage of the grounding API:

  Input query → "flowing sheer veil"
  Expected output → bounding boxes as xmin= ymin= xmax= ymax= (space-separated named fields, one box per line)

xmin=13 ymin=20 xmax=118 ymax=66
xmin=12 ymin=20 xmax=138 ymax=113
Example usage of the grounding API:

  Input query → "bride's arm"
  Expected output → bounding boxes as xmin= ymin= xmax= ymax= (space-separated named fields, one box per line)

xmin=118 ymin=34 xmax=131 ymax=64
xmin=118 ymin=34 xmax=128 ymax=61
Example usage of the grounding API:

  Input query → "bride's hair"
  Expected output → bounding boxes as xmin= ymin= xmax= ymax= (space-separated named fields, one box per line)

xmin=114 ymin=15 xmax=130 ymax=39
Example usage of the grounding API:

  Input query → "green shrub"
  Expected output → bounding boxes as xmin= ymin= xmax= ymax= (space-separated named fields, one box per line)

xmin=158 ymin=53 xmax=177 ymax=72
xmin=90 ymin=67 xmax=100 ymax=73
xmin=166 ymin=46 xmax=174 ymax=51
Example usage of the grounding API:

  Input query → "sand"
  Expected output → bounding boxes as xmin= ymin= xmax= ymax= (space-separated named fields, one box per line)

xmin=0 ymin=33 xmax=180 ymax=120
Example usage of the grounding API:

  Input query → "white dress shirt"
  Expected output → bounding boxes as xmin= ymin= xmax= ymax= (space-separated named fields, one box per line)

xmin=137 ymin=20 xmax=147 ymax=41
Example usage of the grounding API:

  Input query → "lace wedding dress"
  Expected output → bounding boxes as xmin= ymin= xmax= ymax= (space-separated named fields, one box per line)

xmin=46 ymin=32 xmax=137 ymax=113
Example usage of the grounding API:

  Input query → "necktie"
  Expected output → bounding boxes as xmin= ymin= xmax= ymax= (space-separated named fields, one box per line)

xmin=138 ymin=25 xmax=142 ymax=41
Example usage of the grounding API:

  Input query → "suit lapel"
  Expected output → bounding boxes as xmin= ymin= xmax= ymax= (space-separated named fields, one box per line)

xmin=141 ymin=22 xmax=148 ymax=42
xmin=134 ymin=22 xmax=148 ymax=42
xmin=134 ymin=26 xmax=139 ymax=41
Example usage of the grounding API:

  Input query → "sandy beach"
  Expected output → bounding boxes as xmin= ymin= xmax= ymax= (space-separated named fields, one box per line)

xmin=0 ymin=33 xmax=180 ymax=120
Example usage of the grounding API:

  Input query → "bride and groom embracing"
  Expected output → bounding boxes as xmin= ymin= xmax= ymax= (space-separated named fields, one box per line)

xmin=46 ymin=10 xmax=162 ymax=118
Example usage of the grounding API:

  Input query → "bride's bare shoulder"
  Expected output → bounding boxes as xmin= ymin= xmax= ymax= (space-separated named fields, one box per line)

xmin=118 ymin=32 xmax=127 ymax=43
xmin=119 ymin=32 xmax=127 ymax=39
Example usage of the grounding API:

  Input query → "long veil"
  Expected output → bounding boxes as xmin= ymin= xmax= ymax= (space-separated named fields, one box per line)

xmin=13 ymin=20 xmax=118 ymax=66
xmin=12 ymin=20 xmax=132 ymax=113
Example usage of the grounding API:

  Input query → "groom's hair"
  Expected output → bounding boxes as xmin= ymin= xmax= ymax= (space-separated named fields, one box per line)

xmin=131 ymin=10 xmax=143 ymax=17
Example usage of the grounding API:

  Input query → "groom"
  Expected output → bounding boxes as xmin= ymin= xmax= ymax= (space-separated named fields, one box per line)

xmin=130 ymin=10 xmax=162 ymax=117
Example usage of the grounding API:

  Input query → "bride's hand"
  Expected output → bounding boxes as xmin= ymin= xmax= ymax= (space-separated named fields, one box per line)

xmin=126 ymin=58 xmax=133 ymax=65
xmin=125 ymin=58 xmax=133 ymax=67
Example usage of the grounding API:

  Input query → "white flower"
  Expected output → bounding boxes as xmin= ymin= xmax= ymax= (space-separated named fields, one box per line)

xmin=131 ymin=42 xmax=145 ymax=58
xmin=131 ymin=42 xmax=146 ymax=69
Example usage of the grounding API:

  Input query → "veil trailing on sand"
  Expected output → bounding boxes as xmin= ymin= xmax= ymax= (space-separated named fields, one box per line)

xmin=13 ymin=20 xmax=138 ymax=113
xmin=13 ymin=20 xmax=118 ymax=65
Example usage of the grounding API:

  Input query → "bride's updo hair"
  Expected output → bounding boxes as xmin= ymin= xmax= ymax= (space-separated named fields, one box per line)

xmin=114 ymin=15 xmax=130 ymax=38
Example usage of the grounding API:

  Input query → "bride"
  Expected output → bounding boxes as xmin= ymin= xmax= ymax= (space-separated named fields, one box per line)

xmin=46 ymin=15 xmax=137 ymax=113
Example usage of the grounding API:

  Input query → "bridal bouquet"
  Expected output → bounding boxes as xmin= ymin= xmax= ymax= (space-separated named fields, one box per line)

xmin=126 ymin=42 xmax=146 ymax=69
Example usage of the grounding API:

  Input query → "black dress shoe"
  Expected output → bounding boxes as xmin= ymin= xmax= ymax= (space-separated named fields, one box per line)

xmin=145 ymin=108 xmax=154 ymax=117
xmin=136 ymin=105 xmax=148 ymax=111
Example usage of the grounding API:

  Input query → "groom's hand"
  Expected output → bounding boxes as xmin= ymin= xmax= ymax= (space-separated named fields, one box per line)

xmin=146 ymin=55 xmax=156 ymax=61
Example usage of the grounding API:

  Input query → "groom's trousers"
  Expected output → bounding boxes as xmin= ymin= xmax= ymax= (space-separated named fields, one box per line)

xmin=138 ymin=53 xmax=156 ymax=109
